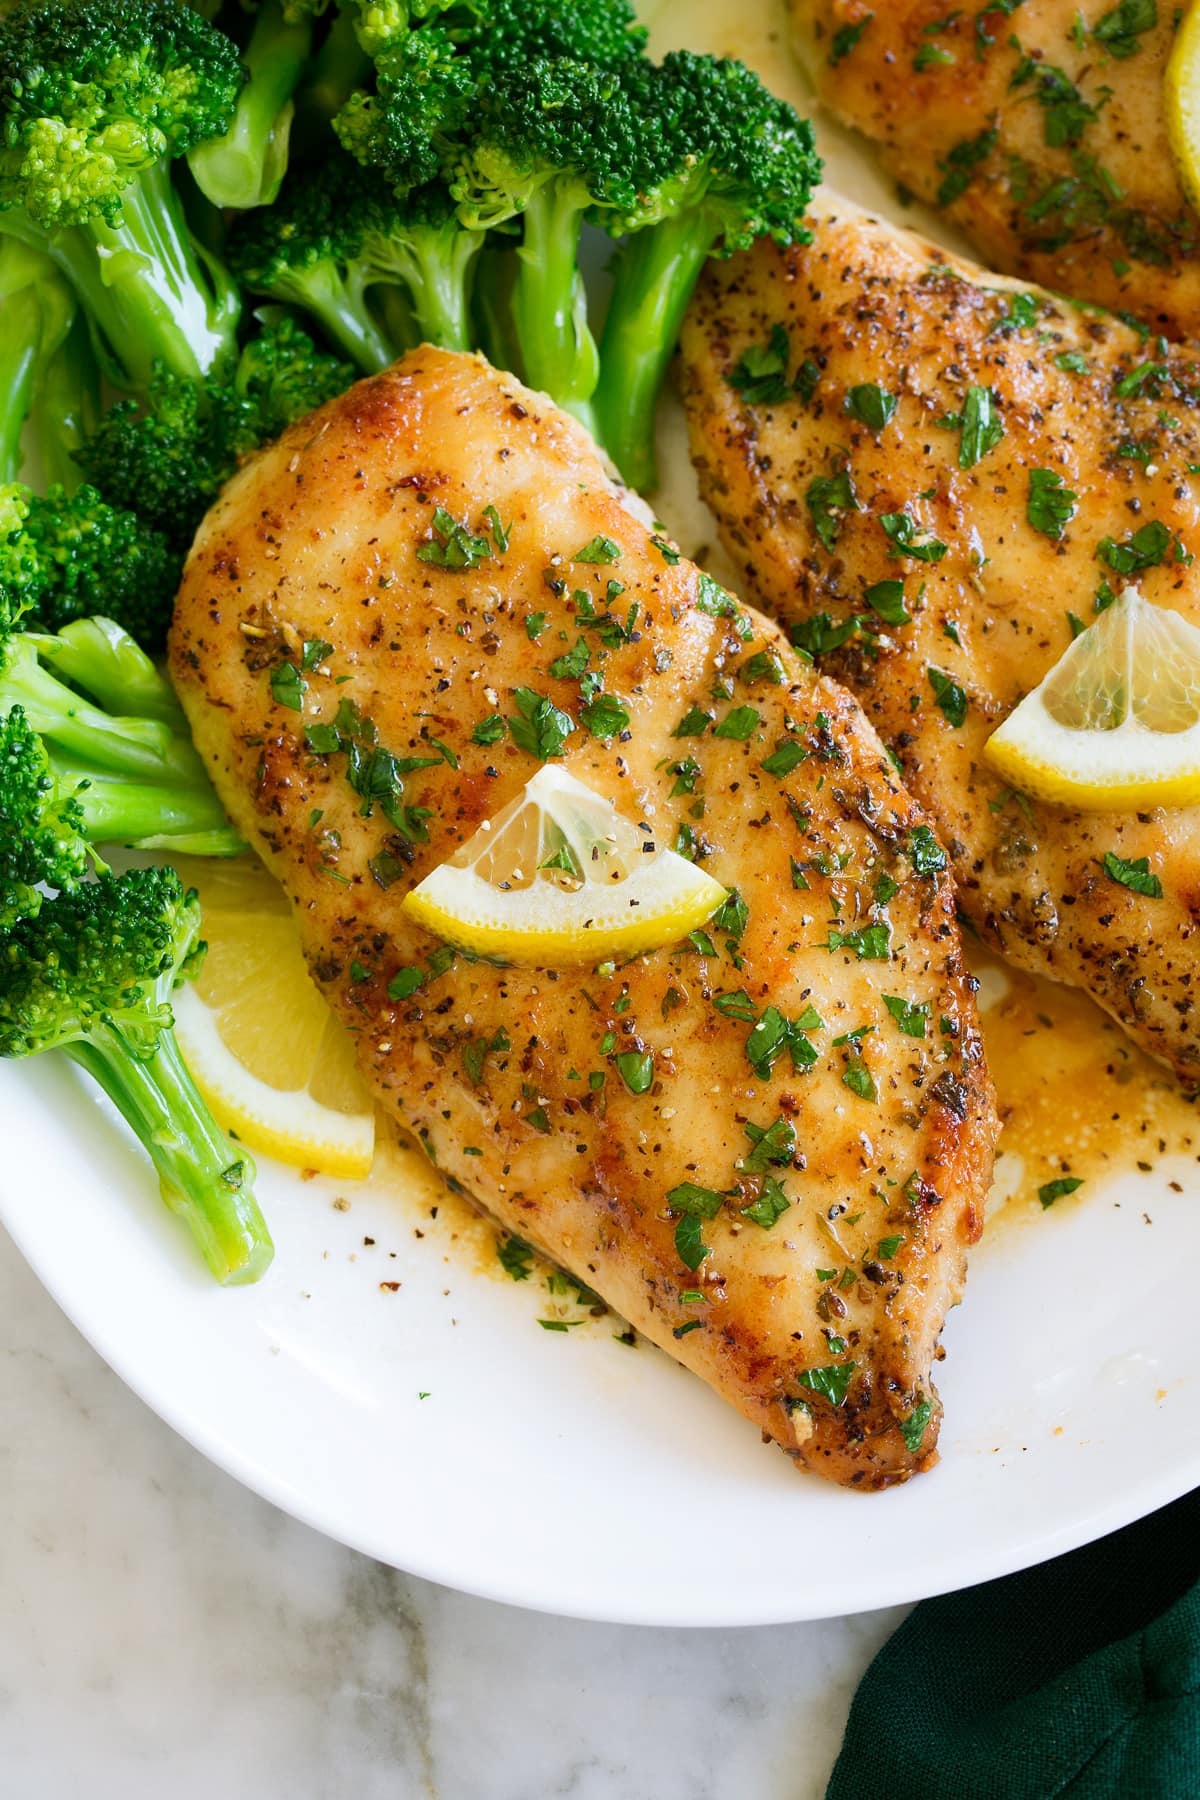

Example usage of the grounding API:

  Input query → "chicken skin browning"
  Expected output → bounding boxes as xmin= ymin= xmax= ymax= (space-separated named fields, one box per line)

xmin=680 ymin=206 xmax=1200 ymax=1085
xmin=793 ymin=0 xmax=1200 ymax=335
xmin=170 ymin=349 xmax=995 ymax=1487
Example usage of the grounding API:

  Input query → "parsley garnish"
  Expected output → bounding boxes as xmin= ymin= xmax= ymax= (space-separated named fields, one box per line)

xmin=713 ymin=989 xmax=759 ymax=1023
xmin=842 ymin=1058 xmax=877 ymax=1101
xmin=574 ymin=535 xmax=622 ymax=564
xmin=900 ymin=1398 xmax=933 ymax=1452
xmin=909 ymin=824 xmax=948 ymax=873
xmin=472 ymin=713 xmax=506 ymax=746
xmin=846 ymin=382 xmax=898 ymax=431
xmin=727 ymin=324 xmax=793 ymax=404
xmin=667 ymin=1181 xmax=727 ymax=1218
xmin=581 ymin=693 xmax=630 ymax=739
xmin=713 ymin=704 xmax=761 ymax=741
xmin=673 ymin=705 xmax=712 ymax=738
xmin=879 ymin=511 xmax=948 ymax=562
xmin=829 ymin=13 xmax=873 ymax=62
xmin=1097 ymin=520 xmax=1174 ymax=573
xmin=927 ymin=666 xmax=968 ymax=726
xmin=615 ymin=1050 xmax=654 ymax=1095
xmin=713 ymin=889 xmax=749 ymax=942
xmin=463 ymin=1027 xmax=510 ymax=1086
xmin=741 ymin=1179 xmax=791 ymax=1229
xmin=761 ymin=739 xmax=808 ymax=778
xmin=883 ymin=994 xmax=930 ymax=1037
xmin=807 ymin=468 xmax=859 ymax=552
xmin=796 ymin=1363 xmax=857 ymax=1407
xmin=958 ymin=385 xmax=1004 ymax=467
xmin=936 ymin=126 xmax=997 ymax=206
xmin=509 ymin=688 xmax=575 ymax=760
xmin=740 ymin=1116 xmax=796 ymax=1171
xmin=1039 ymin=1175 xmax=1084 ymax=1208
xmin=745 ymin=1005 xmax=821 ymax=1078
xmin=864 ymin=579 xmax=911 ymax=625
xmin=1102 ymin=850 xmax=1162 ymax=897
xmin=302 ymin=638 xmax=332 ymax=671
xmin=417 ymin=506 xmax=492 ymax=569
xmin=269 ymin=661 xmax=305 ymax=711
xmin=1056 ymin=350 xmax=1089 ymax=374
xmin=497 ymin=1235 xmax=533 ymax=1281
xmin=1027 ymin=468 xmax=1078 ymax=539
xmin=1092 ymin=0 xmax=1156 ymax=59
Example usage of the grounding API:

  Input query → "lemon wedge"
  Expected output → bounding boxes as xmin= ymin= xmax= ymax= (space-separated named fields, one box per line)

xmin=403 ymin=765 xmax=728 ymax=961
xmin=1167 ymin=2 xmax=1200 ymax=215
xmin=985 ymin=585 xmax=1200 ymax=809
xmin=169 ymin=855 xmax=375 ymax=1179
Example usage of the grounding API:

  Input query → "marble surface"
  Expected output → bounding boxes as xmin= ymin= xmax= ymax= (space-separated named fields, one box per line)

xmin=0 ymin=1224 xmax=903 ymax=1800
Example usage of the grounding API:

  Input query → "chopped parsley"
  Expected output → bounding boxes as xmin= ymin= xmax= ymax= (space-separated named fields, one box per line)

xmin=1096 ymin=519 xmax=1175 ymax=573
xmin=827 ymin=922 xmax=890 ymax=960
xmin=900 ymin=1399 xmax=933 ymax=1452
xmin=741 ymin=1179 xmax=791 ymax=1229
xmin=463 ymin=1027 xmax=510 ymax=1086
xmin=1027 ymin=468 xmax=1078 ymax=539
xmin=807 ymin=468 xmax=859 ymax=552
xmin=796 ymin=1362 xmax=856 ymax=1407
xmin=745 ymin=1005 xmax=821 ymax=1078
xmin=509 ymin=688 xmax=576 ymax=760
xmin=497 ymin=1234 xmax=534 ymax=1281
xmin=864 ymin=579 xmax=911 ymax=625
xmin=524 ymin=613 xmax=547 ymax=641
xmin=713 ymin=889 xmax=749 ymax=942
xmin=713 ymin=704 xmax=761 ymax=741
xmin=927 ymin=666 xmax=968 ymax=727
xmin=909 ymin=823 xmax=948 ymax=873
xmin=581 ymin=693 xmax=630 ymax=739
xmin=727 ymin=324 xmax=794 ymax=404
xmin=740 ymin=649 xmax=785 ymax=686
xmin=417 ymin=506 xmax=492 ymax=569
xmin=301 ymin=638 xmax=332 ymax=671
xmin=842 ymin=1057 xmax=877 ymax=1101
xmin=472 ymin=713 xmax=506 ymax=746
xmin=761 ymin=738 xmax=808 ymax=778
xmin=673 ymin=705 xmax=712 ymax=738
xmin=1039 ymin=1175 xmax=1084 ymax=1208
xmin=829 ymin=13 xmax=873 ymax=63
xmin=883 ymin=994 xmax=930 ymax=1038
xmin=713 ymin=989 xmax=759 ymax=1023
xmin=269 ymin=660 xmax=305 ymax=711
xmin=1092 ymin=0 xmax=1157 ymax=59
xmin=846 ymin=382 xmax=898 ymax=431
xmin=879 ymin=510 xmax=948 ymax=562
xmin=574 ymin=535 xmax=622 ymax=564
xmin=1056 ymin=350 xmax=1090 ymax=374
xmin=1102 ymin=850 xmax=1163 ymax=897
xmin=615 ymin=1050 xmax=654 ymax=1095
xmin=958 ymin=385 xmax=1005 ymax=467
xmin=740 ymin=1116 xmax=796 ymax=1171
xmin=936 ymin=126 xmax=997 ymax=207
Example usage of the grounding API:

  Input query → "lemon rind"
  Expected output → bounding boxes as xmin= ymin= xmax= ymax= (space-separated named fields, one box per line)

xmin=1166 ymin=4 xmax=1200 ymax=217
xmin=173 ymin=985 xmax=375 ymax=1179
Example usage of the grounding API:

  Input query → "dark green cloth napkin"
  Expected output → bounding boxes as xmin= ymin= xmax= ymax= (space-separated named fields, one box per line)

xmin=827 ymin=1489 xmax=1200 ymax=1799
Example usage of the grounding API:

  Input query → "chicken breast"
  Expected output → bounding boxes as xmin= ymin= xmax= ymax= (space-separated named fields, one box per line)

xmin=169 ymin=348 xmax=995 ymax=1488
xmin=792 ymin=0 xmax=1200 ymax=335
xmin=680 ymin=203 xmax=1200 ymax=1085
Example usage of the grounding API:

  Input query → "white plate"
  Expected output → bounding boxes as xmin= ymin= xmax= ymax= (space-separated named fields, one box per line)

xmin=4 ymin=1 xmax=1199 ymax=1628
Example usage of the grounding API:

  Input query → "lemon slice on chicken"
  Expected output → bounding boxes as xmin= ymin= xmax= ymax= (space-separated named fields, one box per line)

xmin=1166 ymin=2 xmax=1200 ymax=215
xmin=403 ymin=765 xmax=727 ymax=961
xmin=985 ymin=586 xmax=1200 ymax=809
xmin=170 ymin=855 xmax=375 ymax=1179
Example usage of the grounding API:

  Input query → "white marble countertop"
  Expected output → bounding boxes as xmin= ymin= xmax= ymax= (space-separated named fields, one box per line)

xmin=1 ymin=1223 xmax=904 ymax=1799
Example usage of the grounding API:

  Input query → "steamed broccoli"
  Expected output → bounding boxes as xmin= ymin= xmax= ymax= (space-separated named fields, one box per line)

xmin=450 ymin=58 xmax=645 ymax=425
xmin=594 ymin=53 xmax=821 ymax=491
xmin=76 ymin=314 xmax=355 ymax=558
xmin=0 ymin=482 xmax=178 ymax=649
xmin=0 ymin=0 xmax=245 ymax=392
xmin=0 ymin=705 xmax=89 ymax=929
xmin=26 ymin=311 xmax=100 ymax=496
xmin=228 ymin=154 xmax=484 ymax=362
xmin=0 ymin=864 xmax=272 ymax=1282
xmin=0 ymin=605 xmax=243 ymax=852
xmin=0 ymin=239 xmax=76 ymax=484
xmin=188 ymin=1 xmax=327 ymax=211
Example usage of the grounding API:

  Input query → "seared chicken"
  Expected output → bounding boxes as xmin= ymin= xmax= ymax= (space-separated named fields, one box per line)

xmin=680 ymin=203 xmax=1200 ymax=1085
xmin=793 ymin=0 xmax=1200 ymax=334
xmin=169 ymin=349 xmax=996 ymax=1487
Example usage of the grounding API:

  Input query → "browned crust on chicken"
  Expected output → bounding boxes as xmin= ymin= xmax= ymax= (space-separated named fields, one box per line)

xmin=680 ymin=207 xmax=1200 ymax=1085
xmin=170 ymin=348 xmax=996 ymax=1486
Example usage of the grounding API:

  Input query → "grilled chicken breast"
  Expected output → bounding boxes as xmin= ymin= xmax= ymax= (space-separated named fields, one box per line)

xmin=169 ymin=348 xmax=995 ymax=1487
xmin=792 ymin=0 xmax=1200 ymax=334
xmin=680 ymin=203 xmax=1200 ymax=1085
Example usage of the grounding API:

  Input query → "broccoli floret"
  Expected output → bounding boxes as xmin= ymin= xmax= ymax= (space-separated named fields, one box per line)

xmin=76 ymin=315 xmax=354 ymax=556
xmin=0 ymin=0 xmax=245 ymax=391
xmin=229 ymin=154 xmax=484 ymax=362
xmin=188 ymin=1 xmax=326 ymax=211
xmin=0 ymin=482 xmax=179 ymax=649
xmin=594 ymin=52 xmax=821 ymax=491
xmin=0 ymin=609 xmax=243 ymax=851
xmin=449 ymin=58 xmax=645 ymax=426
xmin=0 ymin=705 xmax=88 ymax=928
xmin=0 ymin=864 xmax=272 ymax=1282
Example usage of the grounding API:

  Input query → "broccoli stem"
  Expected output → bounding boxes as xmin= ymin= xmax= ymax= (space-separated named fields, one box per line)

xmin=595 ymin=212 xmax=720 ymax=492
xmin=473 ymin=245 xmax=522 ymax=380
xmin=27 ymin=313 xmax=99 ymax=494
xmin=394 ymin=227 xmax=484 ymax=354
xmin=5 ymin=644 xmax=211 ymax=785
xmin=29 ymin=618 xmax=186 ymax=728
xmin=188 ymin=1 xmax=316 ymax=211
xmin=0 ymin=284 xmax=42 ymax=483
xmin=64 ymin=767 xmax=243 ymax=855
xmin=293 ymin=7 xmax=373 ymax=146
xmin=282 ymin=265 xmax=395 ymax=373
xmin=68 ymin=1029 xmax=272 ymax=1284
xmin=3 ymin=161 xmax=241 ymax=391
xmin=512 ymin=183 xmax=599 ymax=433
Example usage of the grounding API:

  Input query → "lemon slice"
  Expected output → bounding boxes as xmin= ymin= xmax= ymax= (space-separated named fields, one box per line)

xmin=1167 ymin=2 xmax=1200 ymax=215
xmin=403 ymin=765 xmax=728 ymax=961
xmin=985 ymin=585 xmax=1200 ymax=809
xmin=169 ymin=855 xmax=375 ymax=1179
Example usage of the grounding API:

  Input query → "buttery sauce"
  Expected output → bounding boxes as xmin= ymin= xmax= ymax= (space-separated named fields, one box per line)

xmin=973 ymin=954 xmax=1198 ymax=1227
